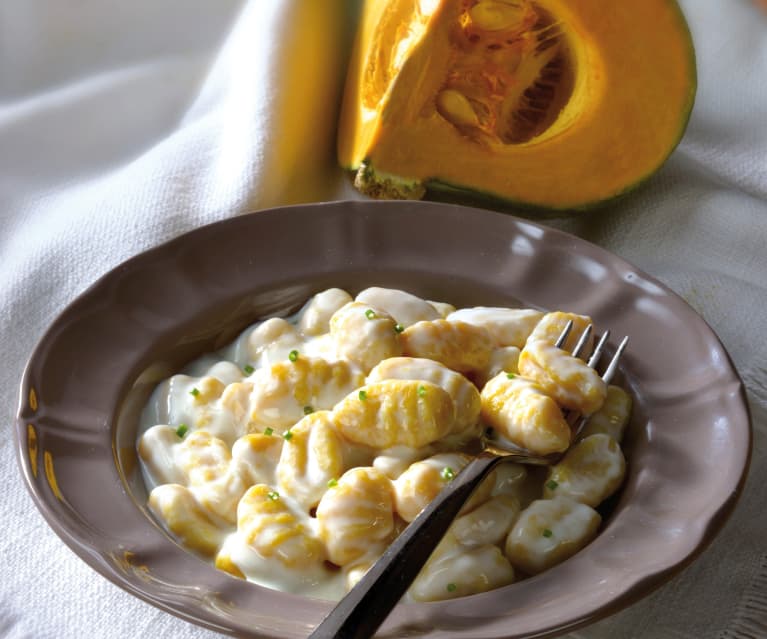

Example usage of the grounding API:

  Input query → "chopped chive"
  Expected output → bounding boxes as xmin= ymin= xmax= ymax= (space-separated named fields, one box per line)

xmin=394 ymin=323 xmax=405 ymax=333
xmin=243 ymin=364 xmax=255 ymax=375
xmin=303 ymin=405 xmax=314 ymax=415
xmin=327 ymin=478 xmax=338 ymax=488
xmin=358 ymin=390 xmax=368 ymax=401
xmin=175 ymin=424 xmax=188 ymax=438
xmin=266 ymin=491 xmax=280 ymax=501
xmin=189 ymin=387 xmax=200 ymax=397
xmin=288 ymin=350 xmax=299 ymax=362
xmin=446 ymin=583 xmax=457 ymax=592
xmin=440 ymin=466 xmax=455 ymax=481
xmin=283 ymin=430 xmax=293 ymax=441
xmin=546 ymin=479 xmax=559 ymax=491
xmin=417 ymin=385 xmax=426 ymax=397
xmin=542 ymin=528 xmax=553 ymax=538
xmin=365 ymin=309 xmax=376 ymax=320
xmin=506 ymin=372 xmax=516 ymax=379
xmin=264 ymin=427 xmax=274 ymax=436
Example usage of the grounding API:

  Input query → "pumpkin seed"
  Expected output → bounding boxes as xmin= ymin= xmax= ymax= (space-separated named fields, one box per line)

xmin=469 ymin=0 xmax=527 ymax=32
xmin=436 ymin=89 xmax=480 ymax=127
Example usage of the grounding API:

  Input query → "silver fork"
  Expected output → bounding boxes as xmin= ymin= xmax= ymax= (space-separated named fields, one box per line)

xmin=485 ymin=320 xmax=629 ymax=464
xmin=309 ymin=323 xmax=629 ymax=639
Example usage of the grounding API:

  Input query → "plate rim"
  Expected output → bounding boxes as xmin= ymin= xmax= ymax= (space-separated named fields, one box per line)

xmin=14 ymin=198 xmax=753 ymax=639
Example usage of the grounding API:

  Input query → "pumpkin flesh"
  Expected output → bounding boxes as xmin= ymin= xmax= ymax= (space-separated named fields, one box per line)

xmin=338 ymin=0 xmax=696 ymax=210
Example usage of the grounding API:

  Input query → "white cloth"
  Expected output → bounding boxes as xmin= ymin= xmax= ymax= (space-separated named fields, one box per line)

xmin=1 ymin=1 xmax=765 ymax=637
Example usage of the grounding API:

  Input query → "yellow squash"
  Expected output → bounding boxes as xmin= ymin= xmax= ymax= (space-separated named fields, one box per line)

xmin=337 ymin=0 xmax=696 ymax=211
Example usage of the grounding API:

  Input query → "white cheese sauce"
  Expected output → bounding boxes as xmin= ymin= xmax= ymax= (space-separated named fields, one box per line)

xmin=137 ymin=287 xmax=629 ymax=601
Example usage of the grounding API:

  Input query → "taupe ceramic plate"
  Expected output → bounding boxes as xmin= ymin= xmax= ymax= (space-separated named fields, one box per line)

xmin=16 ymin=200 xmax=751 ymax=639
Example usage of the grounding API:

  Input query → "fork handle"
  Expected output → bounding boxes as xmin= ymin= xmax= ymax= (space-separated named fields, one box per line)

xmin=308 ymin=453 xmax=503 ymax=639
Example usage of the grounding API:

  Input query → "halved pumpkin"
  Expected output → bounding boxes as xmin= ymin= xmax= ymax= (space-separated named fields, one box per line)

xmin=337 ymin=0 xmax=696 ymax=211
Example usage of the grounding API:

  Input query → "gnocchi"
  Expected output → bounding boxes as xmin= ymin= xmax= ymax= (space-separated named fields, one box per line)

xmin=148 ymin=484 xmax=225 ymax=557
xmin=447 ymin=307 xmax=544 ymax=348
xmin=367 ymin=357 xmax=482 ymax=439
xmin=276 ymin=411 xmax=346 ymax=510
xmin=138 ymin=286 xmax=630 ymax=602
xmin=526 ymin=311 xmax=593 ymax=353
xmin=249 ymin=356 xmax=364 ymax=432
xmin=481 ymin=373 xmax=571 ymax=455
xmin=356 ymin=287 xmax=441 ymax=328
xmin=411 ymin=532 xmax=515 ymax=602
xmin=329 ymin=301 xmax=402 ymax=373
xmin=579 ymin=385 xmax=632 ymax=442
xmin=518 ymin=339 xmax=607 ymax=415
xmin=237 ymin=484 xmax=326 ymax=568
xmin=400 ymin=319 xmax=494 ymax=374
xmin=316 ymin=467 xmax=396 ymax=566
xmin=297 ymin=288 xmax=353 ymax=336
xmin=246 ymin=317 xmax=302 ymax=364
xmin=333 ymin=379 xmax=455 ymax=449
xmin=505 ymin=496 xmax=601 ymax=575
xmin=543 ymin=433 xmax=626 ymax=507
xmin=394 ymin=453 xmax=474 ymax=522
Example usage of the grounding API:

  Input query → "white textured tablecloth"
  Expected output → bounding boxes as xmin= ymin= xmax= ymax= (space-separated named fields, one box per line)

xmin=1 ymin=1 xmax=765 ymax=637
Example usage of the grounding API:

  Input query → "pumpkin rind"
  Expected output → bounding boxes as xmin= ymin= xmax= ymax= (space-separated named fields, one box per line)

xmin=337 ymin=0 xmax=697 ymax=211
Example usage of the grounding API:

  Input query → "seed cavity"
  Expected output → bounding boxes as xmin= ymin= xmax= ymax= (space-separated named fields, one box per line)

xmin=436 ymin=0 xmax=575 ymax=146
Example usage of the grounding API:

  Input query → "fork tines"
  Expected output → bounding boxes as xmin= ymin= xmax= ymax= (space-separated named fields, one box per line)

xmin=554 ymin=320 xmax=629 ymax=439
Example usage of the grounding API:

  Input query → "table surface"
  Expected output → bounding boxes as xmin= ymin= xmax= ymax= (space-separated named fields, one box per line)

xmin=1 ymin=1 xmax=765 ymax=638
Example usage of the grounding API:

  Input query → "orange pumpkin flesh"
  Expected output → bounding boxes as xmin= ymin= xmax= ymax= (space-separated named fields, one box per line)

xmin=337 ymin=0 xmax=696 ymax=211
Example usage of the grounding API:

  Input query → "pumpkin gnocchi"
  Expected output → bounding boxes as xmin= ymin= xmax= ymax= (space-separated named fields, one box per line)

xmin=138 ymin=286 xmax=630 ymax=602
xmin=481 ymin=373 xmax=571 ymax=455
xmin=316 ymin=466 xmax=396 ymax=566
xmin=518 ymin=339 xmax=607 ymax=415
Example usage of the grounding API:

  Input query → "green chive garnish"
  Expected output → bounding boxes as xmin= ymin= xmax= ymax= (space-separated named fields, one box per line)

xmin=267 ymin=491 xmax=279 ymax=501
xmin=358 ymin=390 xmax=367 ymax=401
xmin=288 ymin=350 xmax=299 ymax=362
xmin=190 ymin=387 xmax=200 ymax=397
xmin=546 ymin=479 xmax=559 ymax=491
xmin=283 ymin=430 xmax=293 ymax=441
xmin=327 ymin=478 xmax=338 ymax=488
xmin=542 ymin=529 xmax=553 ymax=538
xmin=446 ymin=583 xmax=457 ymax=592
xmin=440 ymin=466 xmax=455 ymax=481
xmin=243 ymin=364 xmax=255 ymax=375
xmin=506 ymin=372 xmax=516 ymax=379
xmin=365 ymin=309 xmax=376 ymax=319
xmin=417 ymin=385 xmax=426 ymax=397
xmin=264 ymin=427 xmax=274 ymax=436
xmin=175 ymin=424 xmax=188 ymax=438
xmin=394 ymin=323 xmax=405 ymax=333
xmin=303 ymin=405 xmax=314 ymax=415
